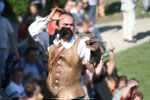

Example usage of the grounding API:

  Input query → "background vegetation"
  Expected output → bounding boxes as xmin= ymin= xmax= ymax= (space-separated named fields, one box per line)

xmin=3 ymin=0 xmax=150 ymax=22
xmin=115 ymin=42 xmax=150 ymax=100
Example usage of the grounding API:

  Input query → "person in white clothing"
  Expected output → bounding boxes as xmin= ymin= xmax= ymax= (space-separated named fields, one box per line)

xmin=121 ymin=0 xmax=137 ymax=43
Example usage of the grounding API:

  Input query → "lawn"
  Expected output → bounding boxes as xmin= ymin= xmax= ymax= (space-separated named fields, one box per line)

xmin=115 ymin=42 xmax=150 ymax=100
xmin=96 ymin=0 xmax=150 ymax=24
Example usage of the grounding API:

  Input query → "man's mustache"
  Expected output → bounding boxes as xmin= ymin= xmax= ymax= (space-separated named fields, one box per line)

xmin=59 ymin=27 xmax=73 ymax=37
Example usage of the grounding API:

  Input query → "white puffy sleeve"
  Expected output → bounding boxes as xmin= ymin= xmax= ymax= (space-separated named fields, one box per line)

xmin=77 ymin=39 xmax=91 ymax=62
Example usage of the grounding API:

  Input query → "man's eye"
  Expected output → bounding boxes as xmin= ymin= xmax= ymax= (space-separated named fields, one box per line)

xmin=70 ymin=24 xmax=74 ymax=26
xmin=64 ymin=24 xmax=68 ymax=26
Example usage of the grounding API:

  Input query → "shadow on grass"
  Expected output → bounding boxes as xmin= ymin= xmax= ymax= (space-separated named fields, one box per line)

xmin=98 ymin=25 xmax=122 ymax=33
xmin=105 ymin=2 xmax=121 ymax=15
xmin=134 ymin=31 xmax=150 ymax=40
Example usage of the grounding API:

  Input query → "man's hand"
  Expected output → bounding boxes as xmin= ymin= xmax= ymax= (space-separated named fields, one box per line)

xmin=109 ymin=42 xmax=115 ymax=52
xmin=127 ymin=81 xmax=138 ymax=88
xmin=47 ymin=7 xmax=64 ymax=21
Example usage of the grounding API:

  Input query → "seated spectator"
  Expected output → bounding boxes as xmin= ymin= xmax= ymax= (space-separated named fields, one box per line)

xmin=113 ymin=75 xmax=128 ymax=100
xmin=70 ymin=0 xmax=103 ymax=43
xmin=5 ymin=68 xmax=26 ymax=100
xmin=17 ymin=47 xmax=46 ymax=85
xmin=24 ymin=80 xmax=43 ymax=100
xmin=120 ymin=78 xmax=139 ymax=100
xmin=64 ymin=0 xmax=75 ymax=12
xmin=132 ymin=91 xmax=143 ymax=100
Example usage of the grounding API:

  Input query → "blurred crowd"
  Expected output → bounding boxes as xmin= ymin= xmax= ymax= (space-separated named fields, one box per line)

xmin=0 ymin=0 xmax=147 ymax=100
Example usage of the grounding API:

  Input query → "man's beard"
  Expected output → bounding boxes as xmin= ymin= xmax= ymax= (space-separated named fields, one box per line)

xmin=58 ymin=27 xmax=73 ymax=42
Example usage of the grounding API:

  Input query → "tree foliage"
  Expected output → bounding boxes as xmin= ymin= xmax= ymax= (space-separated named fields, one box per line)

xmin=8 ymin=0 xmax=29 ymax=17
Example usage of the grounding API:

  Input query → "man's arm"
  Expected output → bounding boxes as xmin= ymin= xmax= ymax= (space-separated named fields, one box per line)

xmin=9 ymin=34 xmax=20 ymax=60
xmin=28 ymin=17 xmax=50 ymax=38
xmin=107 ymin=42 xmax=115 ymax=75
xmin=28 ymin=7 xmax=63 ymax=52
xmin=28 ymin=18 xmax=50 ymax=52
xmin=95 ymin=60 xmax=103 ymax=76
xmin=7 ymin=19 xmax=20 ymax=60
xmin=121 ymin=81 xmax=138 ymax=100
xmin=77 ymin=38 xmax=91 ymax=62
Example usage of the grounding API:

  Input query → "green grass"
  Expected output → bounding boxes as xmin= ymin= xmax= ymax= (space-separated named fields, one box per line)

xmin=96 ymin=0 xmax=150 ymax=24
xmin=115 ymin=42 xmax=150 ymax=100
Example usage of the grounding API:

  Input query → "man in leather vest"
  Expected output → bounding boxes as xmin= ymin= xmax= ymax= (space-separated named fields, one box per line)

xmin=29 ymin=7 xmax=101 ymax=100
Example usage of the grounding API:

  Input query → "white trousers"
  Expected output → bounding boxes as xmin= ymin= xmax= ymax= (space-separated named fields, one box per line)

xmin=122 ymin=10 xmax=136 ymax=40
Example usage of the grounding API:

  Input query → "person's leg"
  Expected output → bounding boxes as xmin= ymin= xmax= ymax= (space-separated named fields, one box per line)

xmin=143 ymin=0 xmax=150 ymax=11
xmin=123 ymin=11 xmax=129 ymax=40
xmin=92 ymin=25 xmax=103 ymax=42
xmin=0 ymin=49 xmax=8 ymax=88
xmin=148 ymin=0 xmax=150 ymax=10
xmin=89 ymin=5 xmax=97 ymax=24
xmin=127 ymin=10 xmax=136 ymax=40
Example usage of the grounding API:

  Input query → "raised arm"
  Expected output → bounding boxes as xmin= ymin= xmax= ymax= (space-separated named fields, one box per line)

xmin=28 ymin=7 xmax=63 ymax=52
xmin=107 ymin=42 xmax=115 ymax=75
xmin=28 ymin=7 xmax=63 ymax=37
xmin=28 ymin=17 xmax=49 ymax=37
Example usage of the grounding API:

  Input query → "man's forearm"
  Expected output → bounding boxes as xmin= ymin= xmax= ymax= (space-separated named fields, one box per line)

xmin=9 ymin=34 xmax=20 ymax=59
xmin=28 ymin=17 xmax=50 ymax=37
xmin=121 ymin=87 xmax=131 ymax=100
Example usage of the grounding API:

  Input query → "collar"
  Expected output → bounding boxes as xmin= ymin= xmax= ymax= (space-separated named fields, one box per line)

xmin=53 ymin=35 xmax=77 ymax=49
xmin=11 ymin=81 xmax=22 ymax=86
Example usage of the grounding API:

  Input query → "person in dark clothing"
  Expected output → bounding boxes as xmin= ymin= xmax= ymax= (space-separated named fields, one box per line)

xmin=92 ymin=42 xmax=118 ymax=100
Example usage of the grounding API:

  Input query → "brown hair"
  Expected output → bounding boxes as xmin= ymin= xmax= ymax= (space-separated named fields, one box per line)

xmin=132 ymin=91 xmax=143 ymax=100
xmin=119 ymin=76 xmax=127 ymax=84
xmin=25 ymin=81 xmax=37 ymax=98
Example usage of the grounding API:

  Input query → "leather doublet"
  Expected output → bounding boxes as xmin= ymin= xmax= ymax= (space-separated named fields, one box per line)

xmin=47 ymin=39 xmax=85 ymax=100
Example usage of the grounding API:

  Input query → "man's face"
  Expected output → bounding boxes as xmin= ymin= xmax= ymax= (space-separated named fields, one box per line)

xmin=26 ymin=50 xmax=38 ymax=64
xmin=58 ymin=15 xmax=74 ymax=31
xmin=58 ymin=15 xmax=74 ymax=41
xmin=13 ymin=71 xmax=24 ymax=85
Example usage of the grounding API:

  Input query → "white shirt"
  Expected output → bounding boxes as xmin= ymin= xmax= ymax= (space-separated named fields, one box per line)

xmin=24 ymin=64 xmax=40 ymax=75
xmin=5 ymin=81 xmax=26 ymax=99
xmin=28 ymin=17 xmax=91 ymax=62
xmin=88 ymin=0 xmax=97 ymax=6
xmin=0 ymin=16 xmax=14 ymax=48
